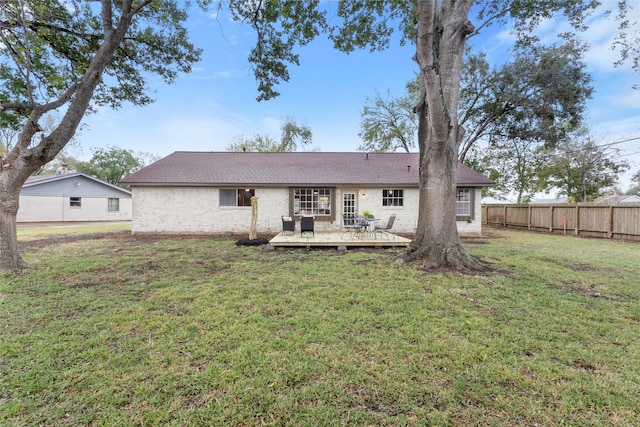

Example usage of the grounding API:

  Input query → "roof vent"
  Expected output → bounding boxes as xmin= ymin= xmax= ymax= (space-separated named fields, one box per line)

xmin=407 ymin=165 xmax=411 ymax=172
xmin=366 ymin=153 xmax=369 ymax=160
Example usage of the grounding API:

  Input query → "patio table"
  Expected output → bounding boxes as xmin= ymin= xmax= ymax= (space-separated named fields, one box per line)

xmin=353 ymin=218 xmax=380 ymax=239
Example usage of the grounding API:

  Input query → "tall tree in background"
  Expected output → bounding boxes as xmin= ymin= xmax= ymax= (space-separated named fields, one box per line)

xmin=0 ymin=0 xmax=201 ymax=270
xmin=627 ymin=171 xmax=640 ymax=196
xmin=479 ymin=140 xmax=549 ymax=204
xmin=225 ymin=117 xmax=313 ymax=152
xmin=542 ymin=129 xmax=629 ymax=202
xmin=76 ymin=146 xmax=156 ymax=186
xmin=458 ymin=41 xmax=592 ymax=164
xmin=358 ymin=78 xmax=420 ymax=153
xmin=359 ymin=40 xmax=592 ymax=205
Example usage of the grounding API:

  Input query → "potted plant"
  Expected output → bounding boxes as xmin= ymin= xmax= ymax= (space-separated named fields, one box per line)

xmin=362 ymin=210 xmax=374 ymax=219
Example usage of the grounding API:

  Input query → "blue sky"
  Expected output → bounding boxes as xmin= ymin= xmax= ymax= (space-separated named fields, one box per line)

xmin=78 ymin=2 xmax=639 ymax=190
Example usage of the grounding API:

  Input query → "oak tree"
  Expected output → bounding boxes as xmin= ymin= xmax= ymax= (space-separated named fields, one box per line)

xmin=76 ymin=146 xmax=156 ymax=186
xmin=327 ymin=0 xmax=602 ymax=269
xmin=225 ymin=117 xmax=313 ymax=152
xmin=0 ymin=0 xmax=203 ymax=269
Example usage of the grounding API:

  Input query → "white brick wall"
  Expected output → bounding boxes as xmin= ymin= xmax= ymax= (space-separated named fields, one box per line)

xmin=456 ymin=188 xmax=483 ymax=234
xmin=131 ymin=186 xmax=484 ymax=235
xmin=132 ymin=187 xmax=290 ymax=233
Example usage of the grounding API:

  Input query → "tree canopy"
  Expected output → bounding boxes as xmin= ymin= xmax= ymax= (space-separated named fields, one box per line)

xmin=358 ymin=79 xmax=420 ymax=153
xmin=0 ymin=0 xmax=204 ymax=270
xmin=225 ymin=117 xmax=313 ymax=152
xmin=358 ymin=39 xmax=594 ymax=205
xmin=76 ymin=146 xmax=156 ymax=186
xmin=458 ymin=40 xmax=592 ymax=163
xmin=542 ymin=129 xmax=629 ymax=202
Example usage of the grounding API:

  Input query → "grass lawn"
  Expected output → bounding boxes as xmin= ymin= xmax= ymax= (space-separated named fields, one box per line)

xmin=1 ymin=226 xmax=639 ymax=426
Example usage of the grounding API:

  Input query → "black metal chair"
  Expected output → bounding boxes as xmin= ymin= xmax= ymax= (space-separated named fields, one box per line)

xmin=281 ymin=216 xmax=295 ymax=235
xmin=300 ymin=215 xmax=314 ymax=237
xmin=374 ymin=214 xmax=397 ymax=239
xmin=341 ymin=214 xmax=359 ymax=239
xmin=342 ymin=214 xmax=369 ymax=240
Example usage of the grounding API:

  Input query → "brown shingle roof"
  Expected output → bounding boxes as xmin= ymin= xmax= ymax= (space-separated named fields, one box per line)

xmin=120 ymin=151 xmax=494 ymax=187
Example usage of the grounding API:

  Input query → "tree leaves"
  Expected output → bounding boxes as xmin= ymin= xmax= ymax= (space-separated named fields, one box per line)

xmin=0 ymin=0 xmax=200 ymax=115
xmin=75 ymin=146 xmax=154 ymax=186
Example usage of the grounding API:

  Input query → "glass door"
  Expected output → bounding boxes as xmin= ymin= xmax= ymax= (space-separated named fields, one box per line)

xmin=343 ymin=192 xmax=356 ymax=226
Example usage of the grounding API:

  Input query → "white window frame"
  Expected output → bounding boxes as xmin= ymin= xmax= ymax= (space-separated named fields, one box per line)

xmin=456 ymin=188 xmax=473 ymax=219
xmin=292 ymin=188 xmax=332 ymax=217
xmin=69 ymin=197 xmax=82 ymax=208
xmin=108 ymin=198 xmax=120 ymax=212
xmin=382 ymin=189 xmax=404 ymax=207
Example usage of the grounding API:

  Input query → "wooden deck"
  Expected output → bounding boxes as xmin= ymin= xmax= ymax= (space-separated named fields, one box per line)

xmin=268 ymin=230 xmax=411 ymax=249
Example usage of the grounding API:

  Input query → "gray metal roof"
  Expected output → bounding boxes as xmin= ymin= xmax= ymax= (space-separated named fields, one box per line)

xmin=120 ymin=151 xmax=494 ymax=187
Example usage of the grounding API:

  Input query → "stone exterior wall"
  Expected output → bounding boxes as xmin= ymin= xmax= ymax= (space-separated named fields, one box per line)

xmin=130 ymin=186 xmax=484 ymax=235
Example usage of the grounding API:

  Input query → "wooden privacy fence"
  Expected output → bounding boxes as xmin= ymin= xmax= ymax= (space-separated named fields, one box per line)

xmin=482 ymin=203 xmax=640 ymax=241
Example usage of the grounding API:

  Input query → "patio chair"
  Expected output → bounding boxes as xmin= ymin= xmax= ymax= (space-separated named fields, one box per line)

xmin=342 ymin=214 xmax=369 ymax=240
xmin=374 ymin=214 xmax=397 ymax=239
xmin=281 ymin=216 xmax=295 ymax=235
xmin=341 ymin=214 xmax=362 ymax=239
xmin=300 ymin=215 xmax=315 ymax=237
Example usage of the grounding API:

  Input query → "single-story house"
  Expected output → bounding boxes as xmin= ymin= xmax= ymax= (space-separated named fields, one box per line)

xmin=120 ymin=151 xmax=494 ymax=235
xmin=596 ymin=194 xmax=640 ymax=204
xmin=18 ymin=172 xmax=132 ymax=222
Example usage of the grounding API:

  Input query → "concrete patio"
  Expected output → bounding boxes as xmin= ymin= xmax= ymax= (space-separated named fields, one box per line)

xmin=268 ymin=230 xmax=411 ymax=249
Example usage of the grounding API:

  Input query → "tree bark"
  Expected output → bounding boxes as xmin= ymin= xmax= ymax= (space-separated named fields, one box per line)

xmin=0 ymin=2 xmax=136 ymax=270
xmin=0 ymin=184 xmax=26 ymax=269
xmin=406 ymin=0 xmax=481 ymax=270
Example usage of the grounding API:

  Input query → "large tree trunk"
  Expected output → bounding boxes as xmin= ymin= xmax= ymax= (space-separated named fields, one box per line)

xmin=408 ymin=103 xmax=480 ymax=270
xmin=0 ymin=4 xmax=135 ymax=271
xmin=0 ymin=184 xmax=25 ymax=269
xmin=406 ymin=0 xmax=481 ymax=270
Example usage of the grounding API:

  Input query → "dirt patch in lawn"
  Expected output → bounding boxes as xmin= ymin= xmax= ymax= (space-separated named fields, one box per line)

xmin=18 ymin=231 xmax=131 ymax=251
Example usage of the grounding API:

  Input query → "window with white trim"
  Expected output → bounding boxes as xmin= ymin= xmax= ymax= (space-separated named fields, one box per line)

xmin=108 ymin=198 xmax=120 ymax=212
xmin=220 ymin=189 xmax=254 ymax=207
xmin=456 ymin=188 xmax=472 ymax=217
xmin=382 ymin=189 xmax=404 ymax=206
xmin=292 ymin=188 xmax=332 ymax=216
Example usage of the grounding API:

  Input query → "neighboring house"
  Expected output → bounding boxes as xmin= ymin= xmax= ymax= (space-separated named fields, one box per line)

xmin=18 ymin=172 xmax=132 ymax=222
xmin=530 ymin=198 xmax=568 ymax=204
xmin=120 ymin=152 xmax=494 ymax=235
xmin=481 ymin=197 xmax=517 ymax=205
xmin=596 ymin=195 xmax=640 ymax=204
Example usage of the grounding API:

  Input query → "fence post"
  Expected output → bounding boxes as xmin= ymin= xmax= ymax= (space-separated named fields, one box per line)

xmin=480 ymin=202 xmax=639 ymax=241
xmin=608 ymin=206 xmax=614 ymax=239
xmin=503 ymin=206 xmax=507 ymax=228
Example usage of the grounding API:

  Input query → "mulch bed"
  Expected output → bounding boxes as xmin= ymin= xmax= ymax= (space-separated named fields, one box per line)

xmin=235 ymin=238 xmax=270 ymax=246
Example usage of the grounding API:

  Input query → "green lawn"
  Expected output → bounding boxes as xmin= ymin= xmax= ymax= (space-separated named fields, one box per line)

xmin=2 ymin=227 xmax=639 ymax=426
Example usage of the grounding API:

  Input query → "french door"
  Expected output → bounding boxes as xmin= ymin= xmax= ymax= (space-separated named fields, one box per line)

xmin=343 ymin=192 xmax=356 ymax=226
